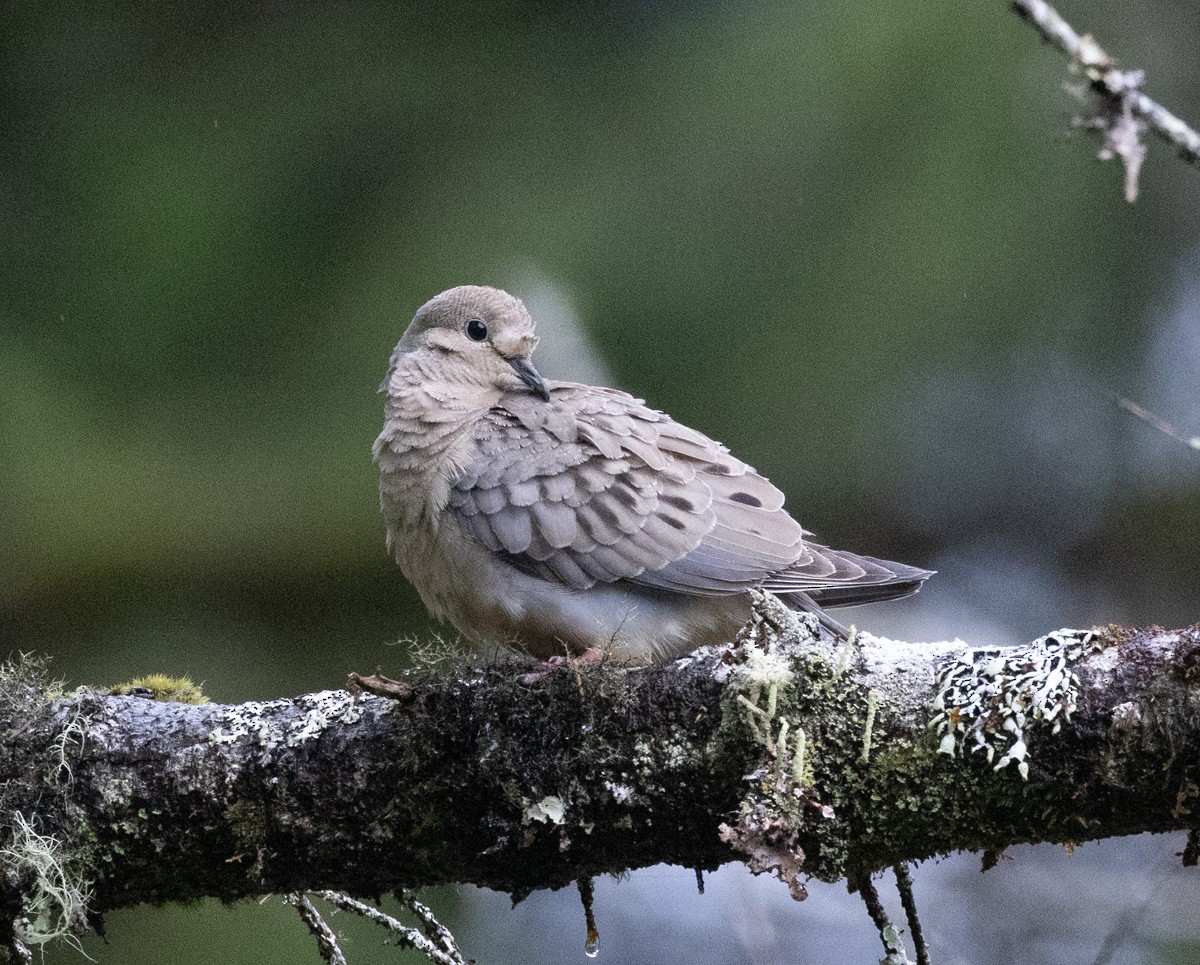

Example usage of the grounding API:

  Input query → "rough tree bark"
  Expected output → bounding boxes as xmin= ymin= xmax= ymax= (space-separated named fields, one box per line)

xmin=1 ymin=596 xmax=1198 ymax=959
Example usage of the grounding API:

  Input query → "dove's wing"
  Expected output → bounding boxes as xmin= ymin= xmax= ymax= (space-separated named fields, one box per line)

xmin=449 ymin=383 xmax=783 ymax=593
xmin=449 ymin=383 xmax=922 ymax=599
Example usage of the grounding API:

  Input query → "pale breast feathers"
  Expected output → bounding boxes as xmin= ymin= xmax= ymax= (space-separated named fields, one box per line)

xmin=447 ymin=384 xmax=807 ymax=595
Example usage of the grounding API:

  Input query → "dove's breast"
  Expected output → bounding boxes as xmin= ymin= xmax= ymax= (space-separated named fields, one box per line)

xmin=394 ymin=513 xmax=751 ymax=663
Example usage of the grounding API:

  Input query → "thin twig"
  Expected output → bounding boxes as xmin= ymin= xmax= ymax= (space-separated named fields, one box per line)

xmin=315 ymin=890 xmax=467 ymax=965
xmin=1183 ymin=829 xmax=1200 ymax=868
xmin=406 ymin=892 xmax=466 ymax=962
xmin=855 ymin=871 xmax=913 ymax=965
xmin=1089 ymin=882 xmax=1163 ymax=965
xmin=894 ymin=863 xmax=932 ymax=965
xmin=1010 ymin=0 xmax=1200 ymax=200
xmin=578 ymin=877 xmax=600 ymax=955
xmin=1112 ymin=393 xmax=1200 ymax=452
xmin=286 ymin=893 xmax=349 ymax=965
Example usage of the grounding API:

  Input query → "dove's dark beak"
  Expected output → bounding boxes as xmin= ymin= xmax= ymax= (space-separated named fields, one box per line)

xmin=507 ymin=356 xmax=550 ymax=401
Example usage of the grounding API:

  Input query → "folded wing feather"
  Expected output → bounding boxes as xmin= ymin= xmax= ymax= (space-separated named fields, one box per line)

xmin=448 ymin=382 xmax=925 ymax=600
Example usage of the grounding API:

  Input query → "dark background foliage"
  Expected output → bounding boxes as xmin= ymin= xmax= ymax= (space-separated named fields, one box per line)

xmin=2 ymin=0 xmax=1198 ymax=962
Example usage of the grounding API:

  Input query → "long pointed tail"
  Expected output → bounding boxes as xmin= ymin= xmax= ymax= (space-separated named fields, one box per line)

xmin=777 ymin=555 xmax=933 ymax=640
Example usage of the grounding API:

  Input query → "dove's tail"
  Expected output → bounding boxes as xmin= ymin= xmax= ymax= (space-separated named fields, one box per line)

xmin=766 ymin=548 xmax=934 ymax=606
xmin=803 ymin=572 xmax=932 ymax=608
xmin=776 ymin=552 xmax=934 ymax=640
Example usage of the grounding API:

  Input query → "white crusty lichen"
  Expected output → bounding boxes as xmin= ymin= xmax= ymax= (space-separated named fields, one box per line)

xmin=855 ymin=633 xmax=966 ymax=719
xmin=209 ymin=691 xmax=380 ymax=765
xmin=930 ymin=628 xmax=1101 ymax=780
xmin=524 ymin=796 xmax=565 ymax=825
xmin=288 ymin=693 xmax=364 ymax=745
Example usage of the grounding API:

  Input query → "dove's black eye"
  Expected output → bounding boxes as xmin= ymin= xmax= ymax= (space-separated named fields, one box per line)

xmin=466 ymin=319 xmax=488 ymax=342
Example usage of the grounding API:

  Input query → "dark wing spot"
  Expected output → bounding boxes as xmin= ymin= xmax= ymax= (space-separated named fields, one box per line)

xmin=611 ymin=485 xmax=639 ymax=509
xmin=660 ymin=494 xmax=695 ymax=512
xmin=595 ymin=502 xmax=625 ymax=527
xmin=729 ymin=492 xmax=763 ymax=507
xmin=657 ymin=512 xmax=687 ymax=531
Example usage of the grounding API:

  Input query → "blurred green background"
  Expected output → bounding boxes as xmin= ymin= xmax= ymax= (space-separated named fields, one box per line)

xmin=3 ymin=0 xmax=1198 ymax=962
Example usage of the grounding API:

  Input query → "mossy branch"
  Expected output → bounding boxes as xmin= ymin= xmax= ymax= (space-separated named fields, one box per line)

xmin=2 ymin=603 xmax=1200 ymax=959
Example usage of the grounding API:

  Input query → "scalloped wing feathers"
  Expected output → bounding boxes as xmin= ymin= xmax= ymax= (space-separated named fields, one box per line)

xmin=448 ymin=382 xmax=918 ymax=599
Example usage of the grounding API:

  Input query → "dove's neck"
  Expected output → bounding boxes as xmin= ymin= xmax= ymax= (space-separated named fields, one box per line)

xmin=374 ymin=356 xmax=499 ymax=531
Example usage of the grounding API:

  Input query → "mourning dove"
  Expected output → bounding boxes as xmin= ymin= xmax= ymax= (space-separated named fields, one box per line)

xmin=375 ymin=285 xmax=932 ymax=664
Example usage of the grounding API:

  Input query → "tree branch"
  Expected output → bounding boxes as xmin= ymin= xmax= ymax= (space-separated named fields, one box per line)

xmin=1010 ymin=0 xmax=1200 ymax=200
xmin=2 ymin=600 xmax=1199 ymax=959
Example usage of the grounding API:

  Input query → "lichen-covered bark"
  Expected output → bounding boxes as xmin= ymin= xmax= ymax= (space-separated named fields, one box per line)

xmin=2 ymin=604 xmax=1199 ymax=955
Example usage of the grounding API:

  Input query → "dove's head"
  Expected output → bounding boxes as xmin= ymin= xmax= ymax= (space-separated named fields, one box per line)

xmin=386 ymin=285 xmax=548 ymax=402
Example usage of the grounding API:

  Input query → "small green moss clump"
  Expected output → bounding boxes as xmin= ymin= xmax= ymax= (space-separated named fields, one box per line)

xmin=108 ymin=675 xmax=210 ymax=704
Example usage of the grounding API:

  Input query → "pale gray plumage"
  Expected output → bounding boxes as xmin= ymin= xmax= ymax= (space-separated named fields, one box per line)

xmin=375 ymin=285 xmax=933 ymax=664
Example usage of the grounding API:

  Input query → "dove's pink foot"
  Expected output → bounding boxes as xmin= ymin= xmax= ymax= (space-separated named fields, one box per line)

xmin=521 ymin=647 xmax=606 ymax=684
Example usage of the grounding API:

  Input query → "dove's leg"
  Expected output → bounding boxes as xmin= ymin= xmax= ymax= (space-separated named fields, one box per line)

xmin=520 ymin=647 xmax=606 ymax=684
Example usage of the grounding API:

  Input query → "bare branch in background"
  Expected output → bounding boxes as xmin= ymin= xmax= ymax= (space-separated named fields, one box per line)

xmin=854 ymin=870 xmax=913 ymax=965
xmin=314 ymin=892 xmax=469 ymax=965
xmin=1010 ymin=0 xmax=1200 ymax=200
xmin=1111 ymin=392 xmax=1200 ymax=452
xmin=894 ymin=863 xmax=932 ymax=965
xmin=287 ymin=894 xmax=349 ymax=965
